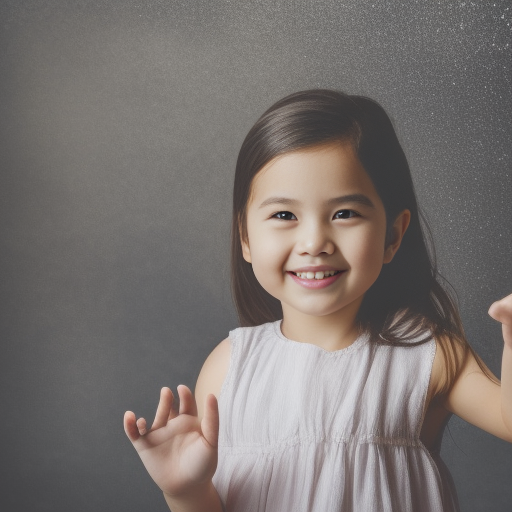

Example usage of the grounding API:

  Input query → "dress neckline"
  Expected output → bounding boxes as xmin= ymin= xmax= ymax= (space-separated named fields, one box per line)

xmin=272 ymin=319 xmax=370 ymax=355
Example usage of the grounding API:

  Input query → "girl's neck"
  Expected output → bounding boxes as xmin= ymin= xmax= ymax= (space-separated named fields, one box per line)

xmin=280 ymin=300 xmax=362 ymax=352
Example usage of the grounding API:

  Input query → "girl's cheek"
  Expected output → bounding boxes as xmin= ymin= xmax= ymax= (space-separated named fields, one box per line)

xmin=347 ymin=232 xmax=386 ymax=270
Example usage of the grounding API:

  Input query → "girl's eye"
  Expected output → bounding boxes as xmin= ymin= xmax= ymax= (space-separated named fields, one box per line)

xmin=334 ymin=209 xmax=359 ymax=219
xmin=272 ymin=210 xmax=359 ymax=220
xmin=272 ymin=211 xmax=297 ymax=220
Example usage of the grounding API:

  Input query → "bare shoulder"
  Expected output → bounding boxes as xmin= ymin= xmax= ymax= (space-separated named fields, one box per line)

xmin=429 ymin=334 xmax=470 ymax=403
xmin=428 ymin=335 xmax=467 ymax=400
xmin=426 ymin=337 xmax=446 ymax=404
xmin=195 ymin=337 xmax=231 ymax=421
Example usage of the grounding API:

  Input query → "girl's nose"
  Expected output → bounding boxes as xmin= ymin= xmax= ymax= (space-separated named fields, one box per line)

xmin=296 ymin=224 xmax=335 ymax=256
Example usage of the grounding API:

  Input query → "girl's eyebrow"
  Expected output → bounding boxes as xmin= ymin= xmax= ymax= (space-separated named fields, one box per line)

xmin=258 ymin=194 xmax=375 ymax=209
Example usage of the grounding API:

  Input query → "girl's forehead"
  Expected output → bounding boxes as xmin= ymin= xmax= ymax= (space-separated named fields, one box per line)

xmin=248 ymin=142 xmax=376 ymax=204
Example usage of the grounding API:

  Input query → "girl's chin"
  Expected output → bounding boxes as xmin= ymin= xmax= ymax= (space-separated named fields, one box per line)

xmin=279 ymin=295 xmax=366 ymax=320
xmin=281 ymin=302 xmax=354 ymax=318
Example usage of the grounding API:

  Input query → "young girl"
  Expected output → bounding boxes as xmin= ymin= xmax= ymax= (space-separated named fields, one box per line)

xmin=124 ymin=90 xmax=512 ymax=512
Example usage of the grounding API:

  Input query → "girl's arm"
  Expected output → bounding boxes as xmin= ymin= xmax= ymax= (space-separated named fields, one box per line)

xmin=440 ymin=293 xmax=512 ymax=442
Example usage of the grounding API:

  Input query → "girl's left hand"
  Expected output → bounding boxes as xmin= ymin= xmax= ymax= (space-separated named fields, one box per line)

xmin=488 ymin=293 xmax=512 ymax=349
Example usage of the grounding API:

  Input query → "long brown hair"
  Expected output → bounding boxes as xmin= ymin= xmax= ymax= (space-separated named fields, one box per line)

xmin=230 ymin=89 xmax=497 ymax=395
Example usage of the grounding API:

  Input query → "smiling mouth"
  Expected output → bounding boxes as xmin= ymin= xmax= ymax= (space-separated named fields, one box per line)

xmin=290 ymin=270 xmax=344 ymax=280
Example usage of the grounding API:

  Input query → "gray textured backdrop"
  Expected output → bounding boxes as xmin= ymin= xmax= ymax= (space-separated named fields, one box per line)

xmin=1 ymin=1 xmax=511 ymax=511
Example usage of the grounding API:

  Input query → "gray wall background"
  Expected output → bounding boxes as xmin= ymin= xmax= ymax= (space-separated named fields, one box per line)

xmin=1 ymin=1 xmax=511 ymax=511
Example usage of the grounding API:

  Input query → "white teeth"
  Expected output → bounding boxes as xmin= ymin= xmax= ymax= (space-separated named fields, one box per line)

xmin=295 ymin=270 xmax=338 ymax=279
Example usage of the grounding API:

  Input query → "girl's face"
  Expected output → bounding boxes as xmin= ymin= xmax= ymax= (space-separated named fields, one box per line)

xmin=241 ymin=142 xmax=408 ymax=322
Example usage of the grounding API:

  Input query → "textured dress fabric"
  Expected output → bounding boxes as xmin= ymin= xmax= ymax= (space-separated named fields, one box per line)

xmin=212 ymin=320 xmax=460 ymax=512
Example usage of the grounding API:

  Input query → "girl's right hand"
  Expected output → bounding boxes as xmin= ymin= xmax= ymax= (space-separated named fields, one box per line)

xmin=123 ymin=385 xmax=219 ymax=498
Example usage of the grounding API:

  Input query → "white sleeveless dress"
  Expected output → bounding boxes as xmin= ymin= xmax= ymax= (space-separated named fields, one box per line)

xmin=212 ymin=320 xmax=460 ymax=512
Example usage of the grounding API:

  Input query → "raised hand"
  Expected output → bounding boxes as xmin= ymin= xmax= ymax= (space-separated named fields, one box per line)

xmin=488 ymin=293 xmax=512 ymax=349
xmin=124 ymin=385 xmax=219 ymax=498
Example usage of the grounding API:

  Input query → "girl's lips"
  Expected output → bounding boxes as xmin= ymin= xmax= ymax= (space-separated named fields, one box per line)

xmin=288 ymin=270 xmax=345 ymax=289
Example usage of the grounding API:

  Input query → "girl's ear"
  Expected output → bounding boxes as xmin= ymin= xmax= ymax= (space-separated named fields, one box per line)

xmin=383 ymin=209 xmax=411 ymax=264
xmin=239 ymin=221 xmax=252 ymax=263
xmin=241 ymin=238 xmax=252 ymax=263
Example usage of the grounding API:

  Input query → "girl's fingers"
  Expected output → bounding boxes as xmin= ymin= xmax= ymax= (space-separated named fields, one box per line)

xmin=489 ymin=294 xmax=512 ymax=349
xmin=124 ymin=410 xmax=140 ymax=442
xmin=150 ymin=387 xmax=174 ymax=431
xmin=489 ymin=294 xmax=512 ymax=326
xmin=201 ymin=394 xmax=219 ymax=448
xmin=124 ymin=385 xmax=197 ymax=442
xmin=177 ymin=384 xmax=198 ymax=416
xmin=136 ymin=417 xmax=148 ymax=436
